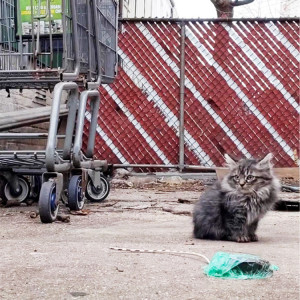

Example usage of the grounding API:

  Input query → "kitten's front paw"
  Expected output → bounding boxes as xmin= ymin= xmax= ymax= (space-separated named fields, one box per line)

xmin=249 ymin=234 xmax=258 ymax=242
xmin=236 ymin=236 xmax=250 ymax=243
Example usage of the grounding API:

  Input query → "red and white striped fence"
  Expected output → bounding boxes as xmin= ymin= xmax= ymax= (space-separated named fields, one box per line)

xmin=83 ymin=19 xmax=299 ymax=168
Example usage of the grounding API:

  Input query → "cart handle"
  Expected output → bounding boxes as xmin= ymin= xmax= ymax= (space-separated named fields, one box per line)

xmin=73 ymin=89 xmax=100 ymax=168
xmin=46 ymin=82 xmax=79 ymax=172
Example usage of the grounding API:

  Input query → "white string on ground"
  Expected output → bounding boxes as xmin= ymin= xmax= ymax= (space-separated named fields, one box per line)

xmin=109 ymin=247 xmax=210 ymax=264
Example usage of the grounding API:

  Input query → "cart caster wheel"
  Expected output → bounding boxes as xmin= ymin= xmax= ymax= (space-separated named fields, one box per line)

xmin=68 ymin=175 xmax=84 ymax=210
xmin=25 ymin=199 xmax=34 ymax=206
xmin=3 ymin=176 xmax=30 ymax=203
xmin=85 ymin=176 xmax=110 ymax=202
xmin=31 ymin=175 xmax=42 ymax=201
xmin=0 ymin=178 xmax=7 ymax=205
xmin=39 ymin=181 xmax=59 ymax=223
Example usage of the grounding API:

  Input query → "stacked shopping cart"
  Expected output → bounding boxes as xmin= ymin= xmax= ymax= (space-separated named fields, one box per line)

xmin=0 ymin=0 xmax=118 ymax=222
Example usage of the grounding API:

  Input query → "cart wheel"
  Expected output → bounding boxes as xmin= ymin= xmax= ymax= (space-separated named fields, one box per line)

xmin=3 ymin=176 xmax=30 ymax=203
xmin=0 ymin=178 xmax=7 ymax=205
xmin=39 ymin=181 xmax=59 ymax=223
xmin=85 ymin=176 xmax=110 ymax=202
xmin=30 ymin=175 xmax=42 ymax=201
xmin=68 ymin=175 xmax=84 ymax=211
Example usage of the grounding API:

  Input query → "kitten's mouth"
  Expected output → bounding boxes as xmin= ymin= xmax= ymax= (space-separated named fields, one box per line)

xmin=238 ymin=187 xmax=251 ymax=194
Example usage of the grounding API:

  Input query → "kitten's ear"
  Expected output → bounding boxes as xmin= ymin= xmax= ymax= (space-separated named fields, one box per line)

xmin=224 ymin=154 xmax=237 ymax=169
xmin=257 ymin=153 xmax=273 ymax=169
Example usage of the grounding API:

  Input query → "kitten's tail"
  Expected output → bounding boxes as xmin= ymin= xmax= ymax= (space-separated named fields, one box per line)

xmin=109 ymin=246 xmax=210 ymax=264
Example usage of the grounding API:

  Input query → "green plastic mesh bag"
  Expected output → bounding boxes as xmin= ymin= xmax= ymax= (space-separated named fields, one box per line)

xmin=204 ymin=252 xmax=278 ymax=279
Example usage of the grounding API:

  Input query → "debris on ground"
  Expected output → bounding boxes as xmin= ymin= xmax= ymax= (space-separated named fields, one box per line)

xmin=111 ymin=172 xmax=207 ymax=192
xmin=69 ymin=209 xmax=90 ymax=216
xmin=56 ymin=214 xmax=71 ymax=223
xmin=29 ymin=211 xmax=39 ymax=218
xmin=162 ymin=207 xmax=191 ymax=216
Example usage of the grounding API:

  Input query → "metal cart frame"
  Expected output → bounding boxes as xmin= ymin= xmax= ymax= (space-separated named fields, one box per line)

xmin=0 ymin=0 xmax=118 ymax=222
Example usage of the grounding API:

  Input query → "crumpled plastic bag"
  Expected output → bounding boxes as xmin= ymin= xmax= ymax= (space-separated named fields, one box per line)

xmin=204 ymin=252 xmax=278 ymax=279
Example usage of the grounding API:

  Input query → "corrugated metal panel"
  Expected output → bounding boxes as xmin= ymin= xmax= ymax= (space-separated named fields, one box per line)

xmin=144 ymin=0 xmax=152 ymax=18
xmin=121 ymin=0 xmax=175 ymax=18
xmin=135 ymin=1 xmax=144 ymax=18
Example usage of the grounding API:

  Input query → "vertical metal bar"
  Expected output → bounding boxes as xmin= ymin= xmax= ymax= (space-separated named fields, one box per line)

xmin=62 ymin=91 xmax=78 ymax=160
xmin=179 ymin=21 xmax=186 ymax=171
xmin=0 ymin=2 xmax=2 ymax=65
xmin=18 ymin=0 xmax=25 ymax=69
xmin=62 ymin=0 xmax=80 ymax=80
xmin=47 ymin=0 xmax=53 ymax=67
xmin=35 ymin=0 xmax=42 ymax=58
xmin=0 ymin=1 xmax=1 ymax=26
xmin=70 ymin=0 xmax=80 ymax=73
xmin=30 ymin=0 xmax=36 ymax=68
xmin=73 ymin=89 xmax=100 ymax=167
xmin=46 ymin=82 xmax=79 ymax=172
xmin=87 ymin=0 xmax=92 ymax=81
xmin=88 ymin=0 xmax=101 ymax=86
xmin=119 ymin=0 xmax=123 ymax=18
xmin=62 ymin=0 xmax=67 ymax=70
xmin=86 ymin=91 xmax=100 ymax=158
xmin=3 ymin=1 xmax=11 ymax=67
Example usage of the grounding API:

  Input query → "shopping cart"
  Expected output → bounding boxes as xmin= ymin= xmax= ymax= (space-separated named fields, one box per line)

xmin=0 ymin=0 xmax=118 ymax=222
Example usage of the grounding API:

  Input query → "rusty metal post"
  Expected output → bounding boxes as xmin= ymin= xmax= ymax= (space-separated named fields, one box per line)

xmin=179 ymin=21 xmax=186 ymax=171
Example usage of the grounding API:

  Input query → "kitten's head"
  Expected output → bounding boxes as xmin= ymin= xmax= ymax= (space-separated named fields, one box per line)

xmin=221 ymin=153 xmax=276 ymax=194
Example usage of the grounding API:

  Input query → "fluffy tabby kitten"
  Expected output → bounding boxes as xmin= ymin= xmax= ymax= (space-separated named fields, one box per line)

xmin=193 ymin=153 xmax=280 ymax=242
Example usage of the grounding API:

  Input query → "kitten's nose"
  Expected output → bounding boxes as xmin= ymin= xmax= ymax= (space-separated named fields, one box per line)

xmin=239 ymin=180 xmax=246 ymax=187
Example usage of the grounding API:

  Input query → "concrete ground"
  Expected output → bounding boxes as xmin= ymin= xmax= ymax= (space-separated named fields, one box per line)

xmin=0 ymin=184 xmax=299 ymax=300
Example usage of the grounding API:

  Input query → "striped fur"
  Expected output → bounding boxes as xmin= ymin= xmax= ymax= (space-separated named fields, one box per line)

xmin=193 ymin=153 xmax=280 ymax=242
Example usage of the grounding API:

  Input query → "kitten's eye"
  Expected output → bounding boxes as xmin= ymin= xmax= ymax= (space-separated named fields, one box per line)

xmin=246 ymin=175 xmax=255 ymax=182
xmin=233 ymin=175 xmax=239 ymax=181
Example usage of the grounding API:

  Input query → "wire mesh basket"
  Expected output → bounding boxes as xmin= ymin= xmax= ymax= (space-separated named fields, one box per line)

xmin=0 ymin=0 xmax=118 ymax=89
